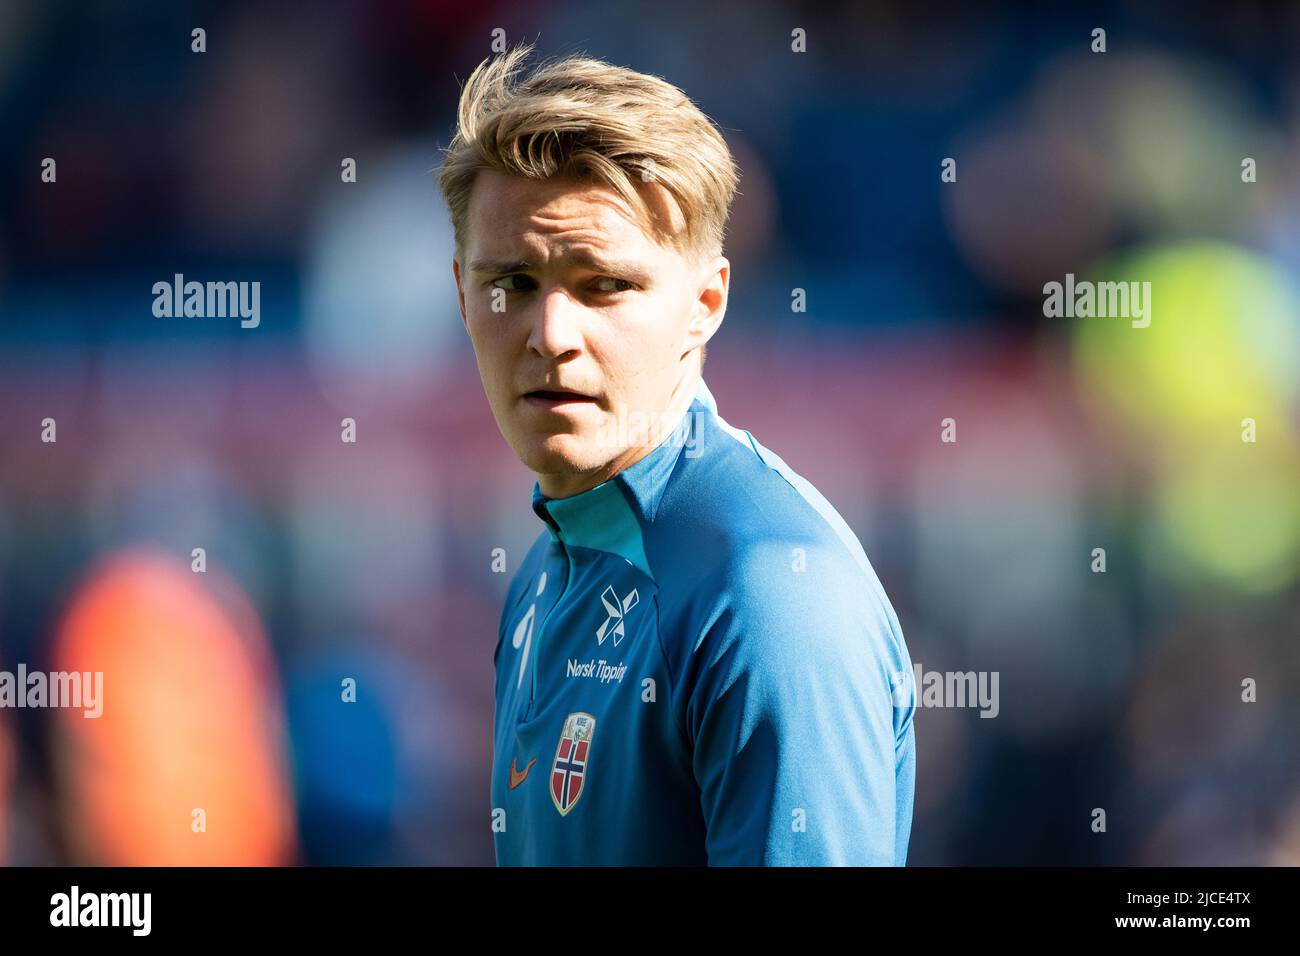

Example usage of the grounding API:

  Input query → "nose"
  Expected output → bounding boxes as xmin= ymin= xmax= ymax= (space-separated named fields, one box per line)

xmin=526 ymin=286 xmax=585 ymax=361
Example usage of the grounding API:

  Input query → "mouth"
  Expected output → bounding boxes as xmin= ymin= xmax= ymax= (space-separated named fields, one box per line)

xmin=521 ymin=388 xmax=600 ymax=411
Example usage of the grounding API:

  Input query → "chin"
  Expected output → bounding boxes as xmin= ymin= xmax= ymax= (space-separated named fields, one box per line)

xmin=514 ymin=433 xmax=610 ymax=479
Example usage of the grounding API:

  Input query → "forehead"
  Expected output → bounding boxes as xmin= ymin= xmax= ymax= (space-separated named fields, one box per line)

xmin=463 ymin=168 xmax=685 ymax=261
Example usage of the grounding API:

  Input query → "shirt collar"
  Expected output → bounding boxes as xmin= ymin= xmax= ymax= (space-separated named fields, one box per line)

xmin=530 ymin=378 xmax=716 ymax=557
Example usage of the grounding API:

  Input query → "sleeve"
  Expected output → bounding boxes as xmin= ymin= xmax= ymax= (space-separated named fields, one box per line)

xmin=685 ymin=538 xmax=913 ymax=866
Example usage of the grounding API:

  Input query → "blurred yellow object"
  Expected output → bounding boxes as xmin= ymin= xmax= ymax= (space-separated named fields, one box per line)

xmin=1074 ymin=241 xmax=1300 ymax=443
xmin=1074 ymin=242 xmax=1300 ymax=591
xmin=1154 ymin=441 xmax=1300 ymax=592
xmin=50 ymin=547 xmax=297 ymax=865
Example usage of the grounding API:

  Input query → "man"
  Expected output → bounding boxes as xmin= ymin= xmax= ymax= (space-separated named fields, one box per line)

xmin=439 ymin=44 xmax=916 ymax=865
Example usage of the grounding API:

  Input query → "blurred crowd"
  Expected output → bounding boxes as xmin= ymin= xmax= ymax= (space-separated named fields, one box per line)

xmin=0 ymin=0 xmax=1297 ymax=864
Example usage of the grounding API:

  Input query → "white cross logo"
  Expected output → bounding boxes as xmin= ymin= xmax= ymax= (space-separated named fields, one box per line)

xmin=596 ymin=585 xmax=639 ymax=647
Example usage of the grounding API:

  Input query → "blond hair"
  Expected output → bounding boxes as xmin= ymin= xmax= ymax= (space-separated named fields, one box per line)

xmin=438 ymin=44 xmax=738 ymax=259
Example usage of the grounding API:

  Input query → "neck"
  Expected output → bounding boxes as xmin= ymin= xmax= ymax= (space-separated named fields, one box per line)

xmin=537 ymin=372 xmax=700 ymax=499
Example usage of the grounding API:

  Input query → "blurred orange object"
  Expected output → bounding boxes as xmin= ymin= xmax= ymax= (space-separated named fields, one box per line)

xmin=50 ymin=546 xmax=297 ymax=865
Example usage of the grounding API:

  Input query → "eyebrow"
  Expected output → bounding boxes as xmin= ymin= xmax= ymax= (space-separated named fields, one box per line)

xmin=468 ymin=252 xmax=653 ymax=285
xmin=468 ymin=258 xmax=532 ymax=274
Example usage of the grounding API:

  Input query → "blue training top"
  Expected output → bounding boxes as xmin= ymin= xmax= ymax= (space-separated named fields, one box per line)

xmin=491 ymin=377 xmax=916 ymax=865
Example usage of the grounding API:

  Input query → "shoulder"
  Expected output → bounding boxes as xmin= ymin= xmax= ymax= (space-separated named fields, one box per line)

xmin=647 ymin=409 xmax=847 ymax=580
xmin=647 ymin=411 xmax=905 ymax=674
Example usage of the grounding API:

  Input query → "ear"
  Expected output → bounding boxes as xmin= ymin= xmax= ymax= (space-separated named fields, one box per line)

xmin=684 ymin=255 xmax=729 ymax=357
xmin=452 ymin=255 xmax=468 ymax=331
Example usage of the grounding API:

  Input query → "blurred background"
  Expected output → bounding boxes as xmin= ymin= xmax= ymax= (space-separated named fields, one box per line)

xmin=0 ymin=0 xmax=1297 ymax=865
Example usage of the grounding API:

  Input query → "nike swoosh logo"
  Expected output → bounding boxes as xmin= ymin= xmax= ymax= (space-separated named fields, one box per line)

xmin=509 ymin=756 xmax=537 ymax=789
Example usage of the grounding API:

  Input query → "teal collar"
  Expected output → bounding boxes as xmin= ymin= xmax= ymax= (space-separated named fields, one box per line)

xmin=530 ymin=378 xmax=716 ymax=579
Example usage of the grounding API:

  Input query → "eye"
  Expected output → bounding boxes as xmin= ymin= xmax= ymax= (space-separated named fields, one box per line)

xmin=490 ymin=274 xmax=536 ymax=292
xmin=591 ymin=276 xmax=637 ymax=294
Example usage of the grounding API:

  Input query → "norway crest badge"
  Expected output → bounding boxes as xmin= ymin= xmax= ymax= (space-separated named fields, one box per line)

xmin=550 ymin=711 xmax=596 ymax=816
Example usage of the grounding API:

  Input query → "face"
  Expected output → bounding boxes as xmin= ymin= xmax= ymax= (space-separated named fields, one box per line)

xmin=453 ymin=169 xmax=729 ymax=498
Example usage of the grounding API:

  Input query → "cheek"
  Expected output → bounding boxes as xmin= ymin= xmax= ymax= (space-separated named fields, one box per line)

xmin=466 ymin=320 xmax=513 ymax=398
xmin=627 ymin=285 xmax=689 ymax=346
xmin=466 ymin=305 xmax=514 ymax=359
xmin=601 ymin=299 xmax=685 ymax=393
xmin=636 ymin=288 xmax=693 ymax=361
